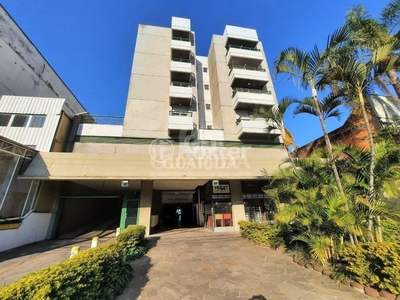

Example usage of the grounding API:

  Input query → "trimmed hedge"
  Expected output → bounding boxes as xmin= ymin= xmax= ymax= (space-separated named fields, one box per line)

xmin=0 ymin=225 xmax=147 ymax=300
xmin=116 ymin=225 xmax=147 ymax=260
xmin=339 ymin=242 xmax=400 ymax=295
xmin=238 ymin=220 xmax=284 ymax=248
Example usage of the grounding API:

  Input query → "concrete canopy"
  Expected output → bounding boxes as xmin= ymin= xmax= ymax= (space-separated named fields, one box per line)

xmin=19 ymin=149 xmax=286 ymax=181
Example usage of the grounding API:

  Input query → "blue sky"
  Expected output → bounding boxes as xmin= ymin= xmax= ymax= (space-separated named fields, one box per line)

xmin=1 ymin=0 xmax=388 ymax=146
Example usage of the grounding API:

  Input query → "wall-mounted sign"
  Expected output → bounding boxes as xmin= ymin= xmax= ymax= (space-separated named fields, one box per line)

xmin=213 ymin=184 xmax=230 ymax=194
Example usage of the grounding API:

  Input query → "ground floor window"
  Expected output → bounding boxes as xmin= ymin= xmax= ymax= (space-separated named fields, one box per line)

xmin=242 ymin=180 xmax=275 ymax=224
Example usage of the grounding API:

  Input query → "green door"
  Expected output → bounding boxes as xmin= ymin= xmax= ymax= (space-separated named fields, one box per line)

xmin=120 ymin=196 xmax=140 ymax=231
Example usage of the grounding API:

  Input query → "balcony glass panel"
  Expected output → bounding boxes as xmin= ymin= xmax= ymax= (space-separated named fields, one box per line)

xmin=232 ymin=88 xmax=271 ymax=96
xmin=170 ymin=81 xmax=191 ymax=87
xmin=229 ymin=65 xmax=266 ymax=75
xmin=228 ymin=44 xmax=260 ymax=52
xmin=172 ymin=36 xmax=190 ymax=42
xmin=169 ymin=111 xmax=193 ymax=117
xmin=171 ymin=57 xmax=190 ymax=63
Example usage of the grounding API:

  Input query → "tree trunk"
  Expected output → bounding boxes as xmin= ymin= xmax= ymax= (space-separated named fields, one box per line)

xmin=285 ymin=146 xmax=297 ymax=170
xmin=311 ymin=87 xmax=355 ymax=245
xmin=359 ymin=92 xmax=377 ymax=241
xmin=386 ymin=69 xmax=400 ymax=99
xmin=311 ymin=87 xmax=345 ymax=195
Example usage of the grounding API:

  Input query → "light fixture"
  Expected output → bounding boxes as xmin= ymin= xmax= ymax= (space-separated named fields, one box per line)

xmin=121 ymin=180 xmax=129 ymax=187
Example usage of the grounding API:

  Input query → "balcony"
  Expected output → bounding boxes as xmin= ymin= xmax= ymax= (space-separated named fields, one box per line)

xmin=232 ymin=88 xmax=274 ymax=110
xmin=229 ymin=65 xmax=269 ymax=89
xmin=170 ymin=57 xmax=192 ymax=73
xmin=170 ymin=81 xmax=192 ymax=106
xmin=171 ymin=36 xmax=191 ymax=51
xmin=236 ymin=117 xmax=281 ymax=140
xmin=77 ymin=115 xmax=124 ymax=137
xmin=168 ymin=111 xmax=194 ymax=137
xmin=226 ymin=45 xmax=263 ymax=66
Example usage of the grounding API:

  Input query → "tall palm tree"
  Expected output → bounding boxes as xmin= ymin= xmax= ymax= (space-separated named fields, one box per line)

xmin=346 ymin=5 xmax=400 ymax=99
xmin=381 ymin=0 xmax=400 ymax=98
xmin=323 ymin=41 xmax=400 ymax=238
xmin=275 ymin=26 xmax=352 ymax=220
xmin=258 ymin=96 xmax=297 ymax=169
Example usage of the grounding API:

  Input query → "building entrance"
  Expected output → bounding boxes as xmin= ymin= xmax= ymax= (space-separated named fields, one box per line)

xmin=160 ymin=191 xmax=196 ymax=229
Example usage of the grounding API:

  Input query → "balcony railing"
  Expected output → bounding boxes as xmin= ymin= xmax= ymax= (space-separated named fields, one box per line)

xmin=235 ymin=116 xmax=270 ymax=125
xmin=229 ymin=65 xmax=266 ymax=75
xmin=171 ymin=57 xmax=191 ymax=63
xmin=81 ymin=115 xmax=124 ymax=125
xmin=232 ymin=88 xmax=272 ymax=97
xmin=170 ymin=81 xmax=191 ymax=87
xmin=172 ymin=36 xmax=190 ymax=42
xmin=228 ymin=44 xmax=260 ymax=52
xmin=169 ymin=111 xmax=193 ymax=117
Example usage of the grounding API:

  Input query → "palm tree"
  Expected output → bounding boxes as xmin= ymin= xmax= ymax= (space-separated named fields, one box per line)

xmin=258 ymin=96 xmax=297 ymax=169
xmin=264 ymin=153 xmax=356 ymax=265
xmin=345 ymin=4 xmax=400 ymax=99
xmin=293 ymin=92 xmax=344 ymax=125
xmin=322 ymin=41 xmax=400 ymax=238
xmin=275 ymin=27 xmax=354 ymax=243
xmin=338 ymin=141 xmax=400 ymax=241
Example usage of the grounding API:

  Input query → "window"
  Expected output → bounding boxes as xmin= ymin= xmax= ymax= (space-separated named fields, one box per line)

xmin=206 ymin=104 xmax=211 ymax=110
xmin=203 ymin=67 xmax=208 ymax=73
xmin=204 ymin=84 xmax=209 ymax=90
xmin=0 ymin=114 xmax=11 ymax=126
xmin=29 ymin=115 xmax=46 ymax=128
xmin=11 ymin=115 xmax=29 ymax=127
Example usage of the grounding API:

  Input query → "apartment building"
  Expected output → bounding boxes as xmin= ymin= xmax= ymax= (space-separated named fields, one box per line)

xmin=20 ymin=17 xmax=287 ymax=238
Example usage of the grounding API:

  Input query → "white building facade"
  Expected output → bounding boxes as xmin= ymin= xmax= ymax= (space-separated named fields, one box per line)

xmin=21 ymin=17 xmax=286 ymax=238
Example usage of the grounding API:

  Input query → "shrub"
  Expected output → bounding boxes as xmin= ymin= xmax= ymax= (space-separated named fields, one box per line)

xmin=0 ymin=243 xmax=132 ymax=300
xmin=339 ymin=242 xmax=400 ymax=294
xmin=238 ymin=220 xmax=284 ymax=248
xmin=116 ymin=225 xmax=147 ymax=260
xmin=381 ymin=219 xmax=400 ymax=242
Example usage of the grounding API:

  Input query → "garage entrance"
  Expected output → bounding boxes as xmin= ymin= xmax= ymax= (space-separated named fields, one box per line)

xmin=54 ymin=195 xmax=123 ymax=239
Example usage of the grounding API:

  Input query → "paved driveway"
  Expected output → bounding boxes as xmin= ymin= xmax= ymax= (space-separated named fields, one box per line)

xmin=117 ymin=228 xmax=370 ymax=300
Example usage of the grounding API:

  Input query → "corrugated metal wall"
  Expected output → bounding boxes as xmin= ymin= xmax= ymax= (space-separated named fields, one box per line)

xmin=0 ymin=95 xmax=65 ymax=151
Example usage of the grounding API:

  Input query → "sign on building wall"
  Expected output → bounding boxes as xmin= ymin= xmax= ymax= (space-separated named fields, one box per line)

xmin=213 ymin=184 xmax=230 ymax=194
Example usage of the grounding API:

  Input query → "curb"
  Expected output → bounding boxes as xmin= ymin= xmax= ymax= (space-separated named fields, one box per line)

xmin=292 ymin=255 xmax=398 ymax=300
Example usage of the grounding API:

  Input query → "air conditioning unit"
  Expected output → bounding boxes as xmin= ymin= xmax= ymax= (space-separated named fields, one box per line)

xmin=212 ymin=180 xmax=219 ymax=186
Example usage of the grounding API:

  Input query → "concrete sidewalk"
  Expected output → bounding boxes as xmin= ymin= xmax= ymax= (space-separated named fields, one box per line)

xmin=117 ymin=228 xmax=370 ymax=300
